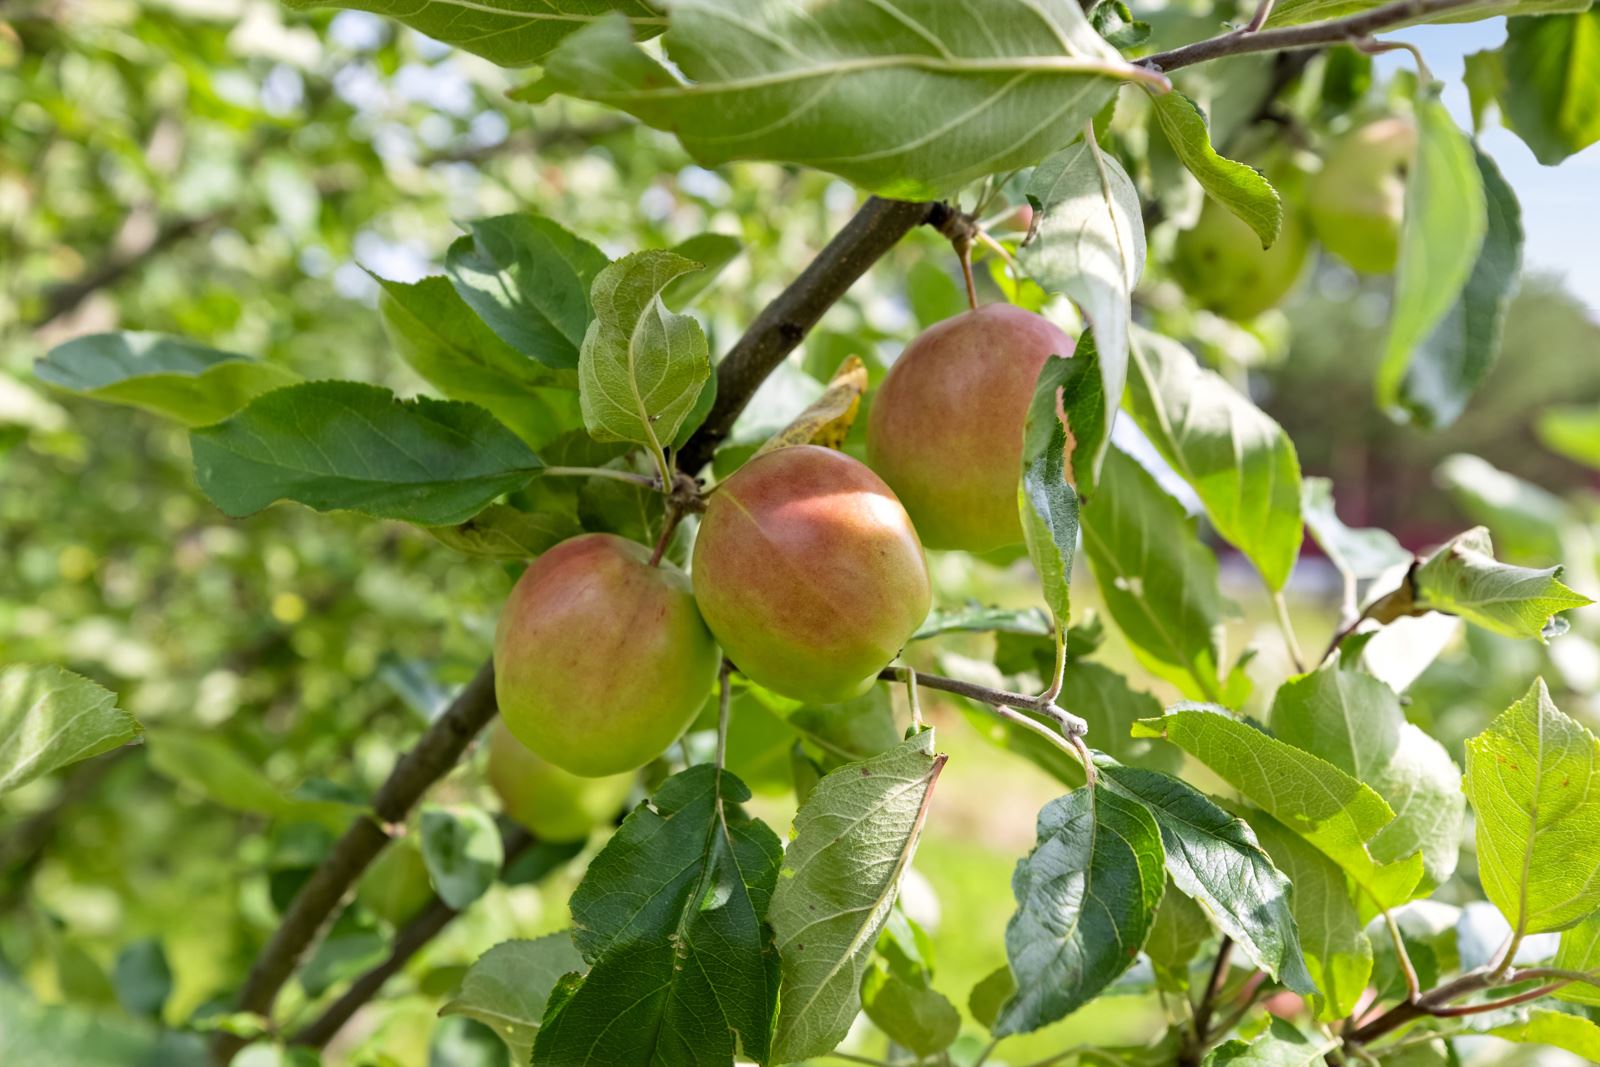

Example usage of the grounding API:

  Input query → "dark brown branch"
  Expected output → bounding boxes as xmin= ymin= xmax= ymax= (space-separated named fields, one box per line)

xmin=213 ymin=662 xmax=499 ymax=1064
xmin=1141 ymin=0 xmax=1481 ymax=74
xmin=216 ymin=194 xmax=939 ymax=1063
xmin=290 ymin=826 xmax=536 ymax=1050
xmin=1181 ymin=937 xmax=1236 ymax=1066
xmin=675 ymin=197 xmax=946 ymax=473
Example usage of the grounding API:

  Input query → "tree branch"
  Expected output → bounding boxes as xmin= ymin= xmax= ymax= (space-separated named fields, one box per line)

xmin=675 ymin=197 xmax=947 ymax=473
xmin=1141 ymin=0 xmax=1481 ymax=74
xmin=216 ymin=193 xmax=940 ymax=1063
xmin=213 ymin=662 xmax=499 ymax=1064
xmin=289 ymin=826 xmax=536 ymax=1050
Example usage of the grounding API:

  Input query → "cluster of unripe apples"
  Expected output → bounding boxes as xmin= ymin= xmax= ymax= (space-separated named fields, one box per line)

xmin=486 ymin=304 xmax=1074 ymax=830
xmin=1173 ymin=114 xmax=1415 ymax=320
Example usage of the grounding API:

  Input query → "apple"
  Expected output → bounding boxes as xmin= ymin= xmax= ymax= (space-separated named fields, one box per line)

xmin=692 ymin=445 xmax=930 ymax=704
xmin=485 ymin=720 xmax=634 ymax=842
xmin=1309 ymin=116 xmax=1416 ymax=275
xmin=494 ymin=533 xmax=718 ymax=777
xmin=866 ymin=304 xmax=1074 ymax=554
xmin=1172 ymin=197 xmax=1312 ymax=320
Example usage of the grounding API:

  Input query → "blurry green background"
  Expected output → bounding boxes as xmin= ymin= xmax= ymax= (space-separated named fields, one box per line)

xmin=3 ymin=2 xmax=1599 ymax=1065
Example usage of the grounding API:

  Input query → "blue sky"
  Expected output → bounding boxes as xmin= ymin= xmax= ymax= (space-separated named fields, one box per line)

xmin=1379 ymin=19 xmax=1600 ymax=313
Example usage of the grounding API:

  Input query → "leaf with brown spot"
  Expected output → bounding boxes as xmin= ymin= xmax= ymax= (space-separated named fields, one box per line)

xmin=754 ymin=356 xmax=868 ymax=458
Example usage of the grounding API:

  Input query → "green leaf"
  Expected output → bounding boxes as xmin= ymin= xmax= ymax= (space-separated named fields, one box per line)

xmin=376 ymin=274 xmax=581 ymax=449
xmin=913 ymin=604 xmax=1054 ymax=641
xmin=662 ymin=232 xmax=742 ymax=310
xmin=578 ymin=250 xmax=711 ymax=453
xmin=1144 ymin=886 xmax=1212 ymax=992
xmin=1263 ymin=0 xmax=1588 ymax=28
xmin=1553 ymin=913 xmax=1600 ymax=1006
xmin=993 ymin=782 xmax=1165 ymax=1035
xmin=1134 ymin=707 xmax=1424 ymax=908
xmin=146 ymin=729 xmax=357 ymax=830
xmin=1376 ymin=94 xmax=1487 ymax=420
xmin=1146 ymin=91 xmax=1282 ymax=247
xmin=964 ymin=661 xmax=1179 ymax=790
xmin=34 ymin=332 xmax=298 ymax=426
xmin=1538 ymin=405 xmax=1600 ymax=470
xmin=859 ymin=961 xmax=960 ymax=1057
xmin=1301 ymin=477 xmax=1410 ymax=582
xmin=281 ymin=0 xmax=665 ymax=66
xmin=445 ymin=213 xmax=609 ymax=370
xmin=769 ymin=731 xmax=946 ymax=1063
xmin=1464 ymin=678 xmax=1600 ymax=934
xmin=1022 ymin=139 xmax=1144 ymax=475
xmin=425 ymin=504 xmax=582 ymax=561
xmin=1019 ymin=353 xmax=1090 ymax=626
xmin=1125 ymin=326 xmax=1302 ymax=591
xmin=1412 ymin=527 xmax=1591 ymax=640
xmin=1097 ymin=761 xmax=1314 ymax=993
xmin=526 ymin=3 xmax=1157 ymax=199
xmin=419 ymin=805 xmax=503 ymax=910
xmin=1269 ymin=661 xmax=1465 ymax=892
xmin=189 ymin=382 xmax=543 ymax=526
xmin=0 ymin=665 xmax=139 ymax=796
xmin=1395 ymin=147 xmax=1523 ymax=429
xmin=967 ymin=965 xmax=1016 ymax=1030
xmin=1436 ymin=454 xmax=1569 ymax=563
xmin=1081 ymin=448 xmax=1227 ymax=702
xmin=1463 ymin=49 xmax=1508 ymax=134
xmin=534 ymin=765 xmax=782 ymax=1067
xmin=440 ymin=934 xmax=586 ymax=1065
xmin=1487 ymin=1008 xmax=1600 ymax=1058
xmin=112 ymin=939 xmax=172 ymax=1020
xmin=1202 ymin=1018 xmax=1337 ymax=1066
xmin=1501 ymin=9 xmax=1600 ymax=165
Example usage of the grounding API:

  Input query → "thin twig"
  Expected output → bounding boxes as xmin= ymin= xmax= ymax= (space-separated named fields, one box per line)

xmin=1194 ymin=937 xmax=1235 ymax=1045
xmin=875 ymin=667 xmax=1087 ymax=735
xmin=1428 ymin=981 xmax=1569 ymax=1018
xmin=1208 ymin=970 xmax=1269 ymax=1040
xmin=289 ymin=826 xmax=536 ymax=1049
xmin=1245 ymin=0 xmax=1278 ymax=32
xmin=1382 ymin=909 xmax=1422 ymax=1003
xmin=1272 ymin=591 xmax=1308 ymax=673
xmin=1141 ymin=0 xmax=1482 ymax=74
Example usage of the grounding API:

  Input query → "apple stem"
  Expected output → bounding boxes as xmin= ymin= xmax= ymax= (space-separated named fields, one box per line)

xmin=898 ymin=665 xmax=923 ymax=730
xmin=957 ymin=238 xmax=978 ymax=311
xmin=715 ymin=661 xmax=733 ymax=770
xmin=649 ymin=504 xmax=684 ymax=567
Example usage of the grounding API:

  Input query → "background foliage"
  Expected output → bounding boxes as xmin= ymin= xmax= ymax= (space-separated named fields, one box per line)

xmin=4 ymin=1 xmax=1600 ymax=1066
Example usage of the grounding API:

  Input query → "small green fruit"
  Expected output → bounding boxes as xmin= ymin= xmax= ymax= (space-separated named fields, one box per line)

xmin=494 ymin=533 xmax=718 ymax=777
xmin=486 ymin=720 xmax=634 ymax=842
xmin=1172 ymin=197 xmax=1311 ymax=320
xmin=1308 ymin=116 xmax=1416 ymax=274
xmin=867 ymin=305 xmax=1075 ymax=554
xmin=357 ymin=837 xmax=434 ymax=925
xmin=692 ymin=445 xmax=931 ymax=705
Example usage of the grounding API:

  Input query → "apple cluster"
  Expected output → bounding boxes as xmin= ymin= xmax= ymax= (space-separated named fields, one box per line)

xmin=485 ymin=304 xmax=1075 ymax=832
xmin=1172 ymin=114 xmax=1416 ymax=320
